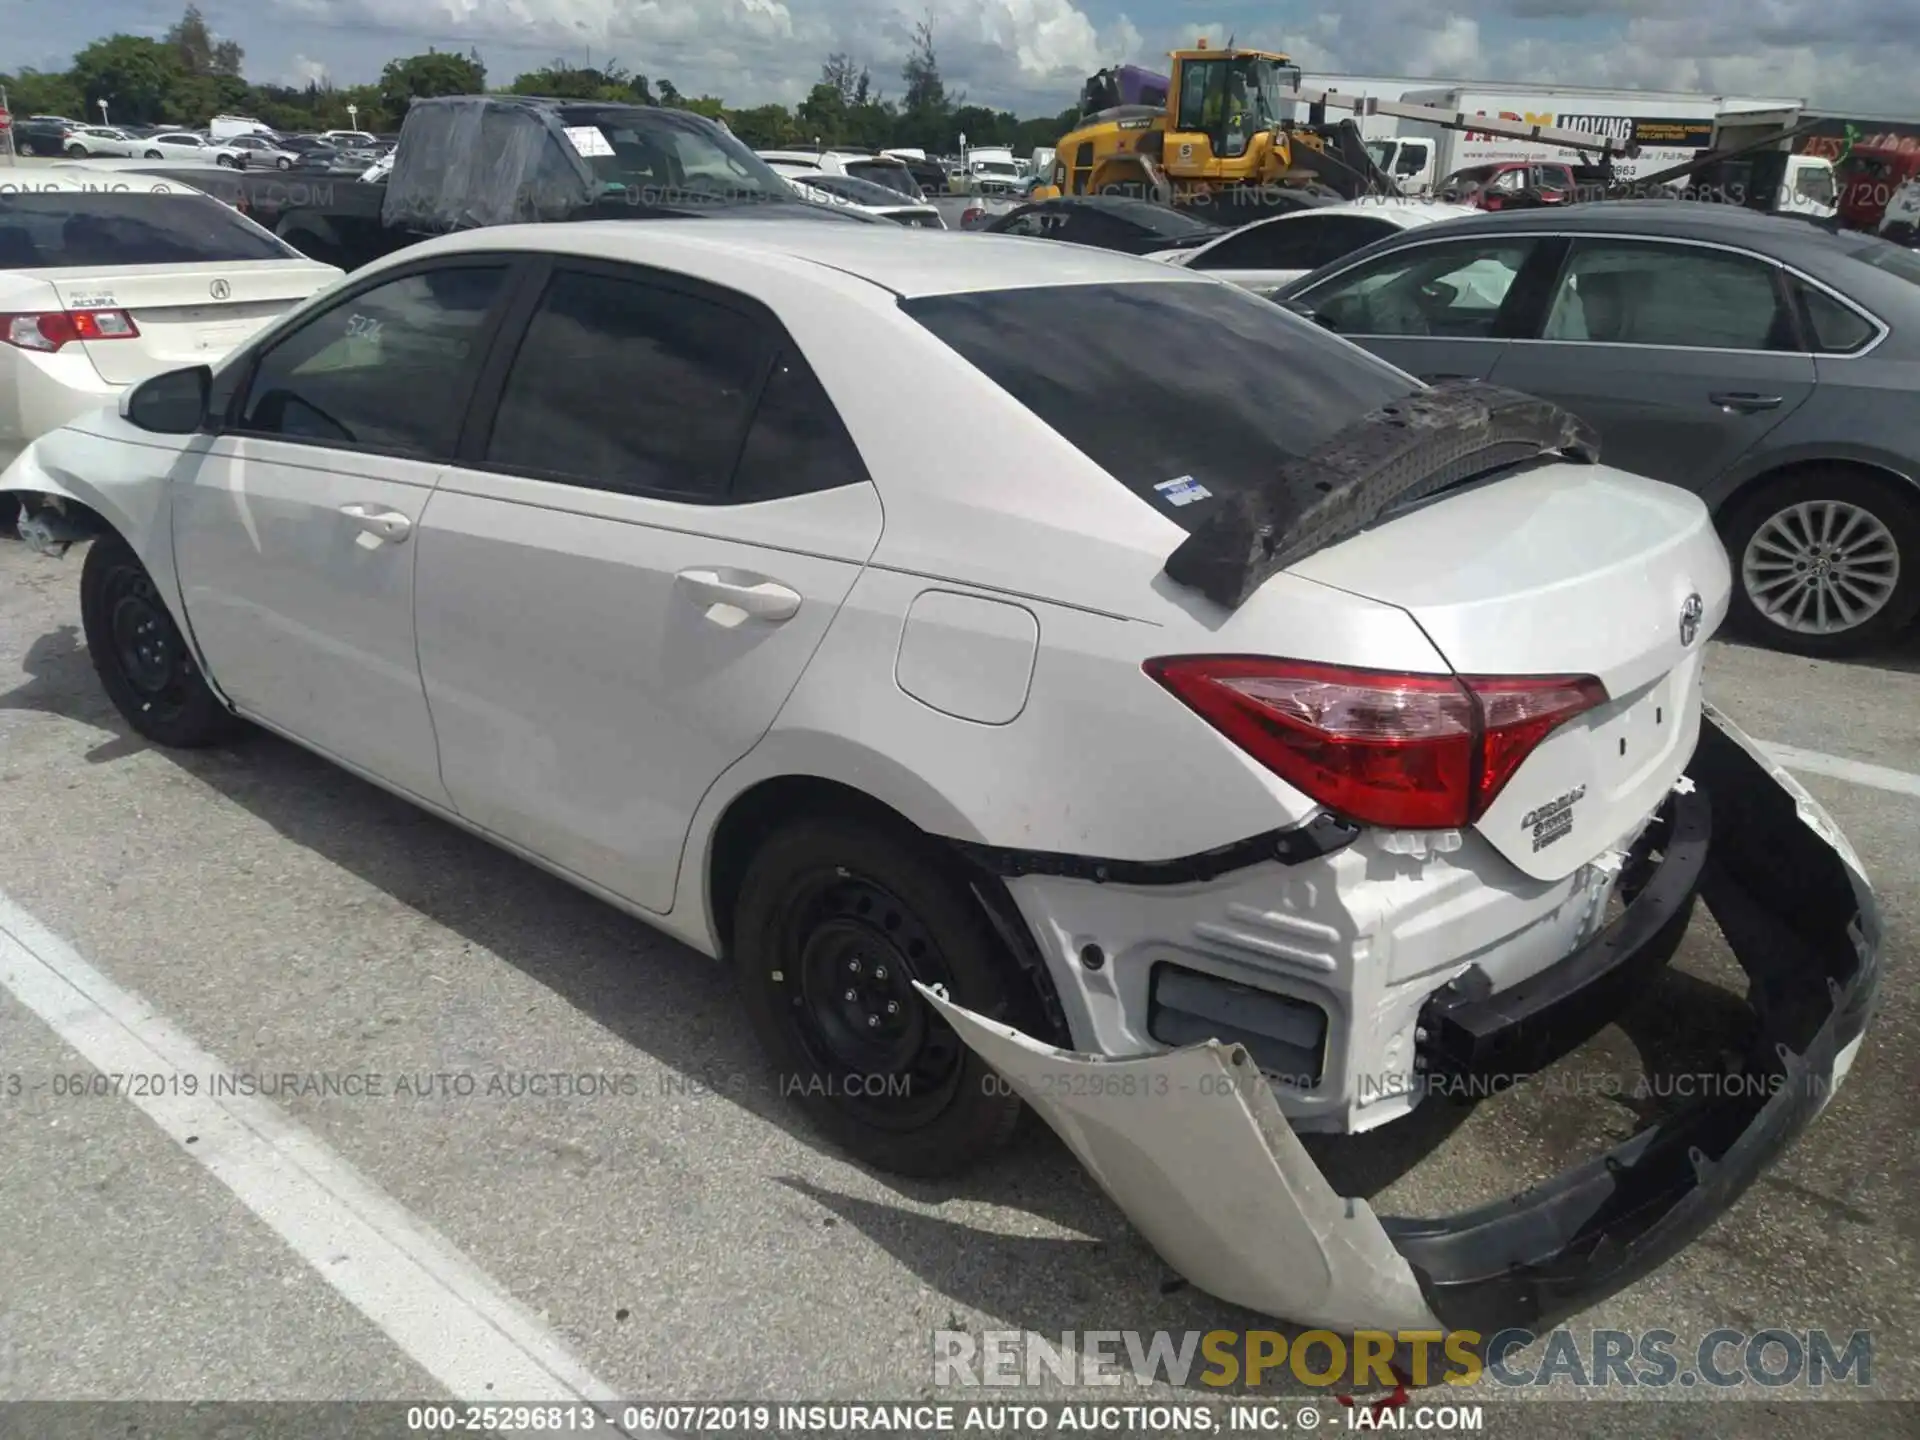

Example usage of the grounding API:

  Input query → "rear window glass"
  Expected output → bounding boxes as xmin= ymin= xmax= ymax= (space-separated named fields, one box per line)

xmin=901 ymin=281 xmax=1419 ymax=529
xmin=0 ymin=191 xmax=296 ymax=268
xmin=1841 ymin=234 xmax=1920 ymax=288
xmin=845 ymin=161 xmax=919 ymax=197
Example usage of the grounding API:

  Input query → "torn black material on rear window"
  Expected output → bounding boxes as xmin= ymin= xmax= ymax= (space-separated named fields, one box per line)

xmin=1162 ymin=380 xmax=1602 ymax=609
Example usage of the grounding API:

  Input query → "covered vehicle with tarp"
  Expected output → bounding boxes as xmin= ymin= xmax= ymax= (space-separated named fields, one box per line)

xmin=208 ymin=94 xmax=869 ymax=272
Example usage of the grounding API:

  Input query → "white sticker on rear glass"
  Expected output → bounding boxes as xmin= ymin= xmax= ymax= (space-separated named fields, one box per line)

xmin=563 ymin=125 xmax=616 ymax=157
xmin=1155 ymin=475 xmax=1212 ymax=507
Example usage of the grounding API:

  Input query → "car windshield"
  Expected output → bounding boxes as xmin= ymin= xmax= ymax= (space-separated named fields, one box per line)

xmin=557 ymin=108 xmax=798 ymax=206
xmin=902 ymin=281 xmax=1419 ymax=531
xmin=793 ymin=173 xmax=918 ymax=208
xmin=0 ymin=191 xmax=300 ymax=267
xmin=1099 ymin=200 xmax=1220 ymax=237
xmin=845 ymin=161 xmax=920 ymax=197
xmin=1441 ymin=167 xmax=1499 ymax=194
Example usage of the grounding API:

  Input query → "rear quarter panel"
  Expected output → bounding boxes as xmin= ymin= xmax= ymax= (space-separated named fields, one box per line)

xmin=1703 ymin=355 xmax=1920 ymax=513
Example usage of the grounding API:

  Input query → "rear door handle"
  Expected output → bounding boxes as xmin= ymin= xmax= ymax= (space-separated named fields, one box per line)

xmin=1421 ymin=372 xmax=1474 ymax=382
xmin=676 ymin=568 xmax=802 ymax=622
xmin=1709 ymin=392 xmax=1784 ymax=413
xmin=339 ymin=504 xmax=411 ymax=542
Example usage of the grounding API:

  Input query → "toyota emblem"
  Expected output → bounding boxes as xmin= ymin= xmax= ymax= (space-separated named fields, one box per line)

xmin=1679 ymin=592 xmax=1704 ymax=647
xmin=210 ymin=279 xmax=231 ymax=300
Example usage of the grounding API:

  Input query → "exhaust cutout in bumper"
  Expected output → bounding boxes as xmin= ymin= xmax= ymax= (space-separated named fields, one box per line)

xmin=917 ymin=707 xmax=1880 ymax=1333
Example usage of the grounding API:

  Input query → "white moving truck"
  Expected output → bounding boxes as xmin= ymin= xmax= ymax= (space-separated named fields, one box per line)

xmin=1383 ymin=86 xmax=1802 ymax=194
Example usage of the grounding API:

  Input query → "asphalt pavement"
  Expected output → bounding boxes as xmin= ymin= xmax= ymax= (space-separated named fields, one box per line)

xmin=0 ymin=535 xmax=1914 ymax=1438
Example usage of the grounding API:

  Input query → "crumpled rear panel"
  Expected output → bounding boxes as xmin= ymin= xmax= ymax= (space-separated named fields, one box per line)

xmin=381 ymin=96 xmax=595 ymax=233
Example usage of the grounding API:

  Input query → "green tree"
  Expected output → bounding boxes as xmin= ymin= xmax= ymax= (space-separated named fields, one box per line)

xmin=898 ymin=16 xmax=952 ymax=150
xmin=167 ymin=5 xmax=243 ymax=78
xmin=0 ymin=68 xmax=86 ymax=120
xmin=508 ymin=60 xmax=651 ymax=104
xmin=796 ymin=81 xmax=846 ymax=145
xmin=69 ymin=34 xmax=185 ymax=125
xmin=379 ymin=48 xmax=486 ymax=113
xmin=728 ymin=103 xmax=796 ymax=147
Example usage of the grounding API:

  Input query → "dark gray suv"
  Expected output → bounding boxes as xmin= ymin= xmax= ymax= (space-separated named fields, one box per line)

xmin=1277 ymin=201 xmax=1920 ymax=657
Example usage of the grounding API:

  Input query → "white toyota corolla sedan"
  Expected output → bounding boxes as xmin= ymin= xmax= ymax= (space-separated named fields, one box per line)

xmin=3 ymin=221 xmax=1880 ymax=1337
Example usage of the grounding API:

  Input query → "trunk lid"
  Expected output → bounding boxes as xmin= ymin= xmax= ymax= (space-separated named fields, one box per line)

xmin=1288 ymin=462 xmax=1731 ymax=880
xmin=45 ymin=260 xmax=337 ymax=384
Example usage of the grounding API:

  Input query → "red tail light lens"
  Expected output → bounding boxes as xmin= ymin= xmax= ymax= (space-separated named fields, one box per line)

xmin=2 ymin=310 xmax=141 ymax=352
xmin=1145 ymin=656 xmax=1607 ymax=829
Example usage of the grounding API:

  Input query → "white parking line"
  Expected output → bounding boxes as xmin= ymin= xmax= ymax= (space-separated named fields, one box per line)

xmin=1759 ymin=742 xmax=1920 ymax=800
xmin=0 ymin=890 xmax=642 ymax=1422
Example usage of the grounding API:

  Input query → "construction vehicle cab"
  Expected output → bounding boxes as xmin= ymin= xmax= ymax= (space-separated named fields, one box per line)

xmin=1047 ymin=42 xmax=1387 ymax=216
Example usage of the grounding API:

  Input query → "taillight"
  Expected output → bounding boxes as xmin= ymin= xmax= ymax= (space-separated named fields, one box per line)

xmin=2 ymin=310 xmax=141 ymax=352
xmin=962 ymin=206 xmax=985 ymax=226
xmin=1144 ymin=656 xmax=1607 ymax=829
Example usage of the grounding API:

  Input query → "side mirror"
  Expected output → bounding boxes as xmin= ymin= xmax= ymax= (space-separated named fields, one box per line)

xmin=121 ymin=365 xmax=212 ymax=434
xmin=1275 ymin=295 xmax=1329 ymax=327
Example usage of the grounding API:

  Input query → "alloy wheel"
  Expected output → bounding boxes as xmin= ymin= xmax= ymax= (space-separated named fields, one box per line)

xmin=1740 ymin=499 xmax=1901 ymax=636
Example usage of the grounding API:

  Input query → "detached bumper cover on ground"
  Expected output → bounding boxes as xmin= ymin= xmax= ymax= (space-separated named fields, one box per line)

xmin=920 ymin=706 xmax=1881 ymax=1333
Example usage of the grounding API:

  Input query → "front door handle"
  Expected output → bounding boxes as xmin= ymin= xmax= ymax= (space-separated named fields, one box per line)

xmin=339 ymin=504 xmax=412 ymax=542
xmin=1709 ymin=391 xmax=1784 ymax=413
xmin=1421 ymin=372 xmax=1474 ymax=382
xmin=676 ymin=568 xmax=802 ymax=622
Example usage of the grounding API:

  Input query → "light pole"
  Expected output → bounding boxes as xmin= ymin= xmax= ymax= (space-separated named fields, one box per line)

xmin=347 ymin=103 xmax=358 ymax=134
xmin=98 ymin=98 xmax=109 ymax=127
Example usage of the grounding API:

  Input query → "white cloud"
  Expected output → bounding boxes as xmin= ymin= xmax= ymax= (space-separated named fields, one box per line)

xmin=1231 ymin=2 xmax=1920 ymax=111
xmin=283 ymin=54 xmax=332 ymax=87
xmin=255 ymin=0 xmax=1920 ymax=112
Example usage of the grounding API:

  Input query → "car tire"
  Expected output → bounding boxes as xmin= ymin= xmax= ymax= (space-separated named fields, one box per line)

xmin=66 ymin=143 xmax=87 ymax=157
xmin=145 ymin=149 xmax=163 ymax=159
xmin=216 ymin=154 xmax=238 ymax=168
xmin=732 ymin=814 xmax=1030 ymax=1179
xmin=1721 ymin=469 xmax=1920 ymax=657
xmin=277 ymin=156 xmax=293 ymax=169
xmin=80 ymin=535 xmax=243 ymax=748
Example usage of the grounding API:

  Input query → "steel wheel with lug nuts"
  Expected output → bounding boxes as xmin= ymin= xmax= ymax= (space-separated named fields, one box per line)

xmin=1724 ymin=470 xmax=1920 ymax=658
xmin=733 ymin=814 xmax=1033 ymax=1178
xmin=80 ymin=535 xmax=244 ymax=748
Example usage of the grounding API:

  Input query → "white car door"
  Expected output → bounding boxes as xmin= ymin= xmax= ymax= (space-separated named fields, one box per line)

xmin=173 ymin=258 xmax=520 ymax=803
xmin=414 ymin=258 xmax=883 ymax=915
xmin=152 ymin=134 xmax=206 ymax=160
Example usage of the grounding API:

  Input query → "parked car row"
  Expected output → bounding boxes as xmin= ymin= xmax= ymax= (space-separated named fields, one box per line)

xmin=8 ymin=101 xmax=1919 ymax=657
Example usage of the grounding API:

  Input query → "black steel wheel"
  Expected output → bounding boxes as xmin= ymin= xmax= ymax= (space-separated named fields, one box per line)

xmin=80 ymin=535 xmax=243 ymax=747
xmin=734 ymin=814 xmax=1034 ymax=1177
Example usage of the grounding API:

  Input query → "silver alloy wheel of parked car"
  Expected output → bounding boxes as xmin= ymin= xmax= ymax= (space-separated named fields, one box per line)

xmin=1740 ymin=498 xmax=1903 ymax=635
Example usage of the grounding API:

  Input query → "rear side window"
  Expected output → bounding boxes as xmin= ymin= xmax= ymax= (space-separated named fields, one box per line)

xmin=485 ymin=268 xmax=768 ymax=500
xmin=731 ymin=350 xmax=871 ymax=502
xmin=0 ymin=192 xmax=297 ymax=268
xmin=902 ymin=281 xmax=1418 ymax=531
xmin=1796 ymin=282 xmax=1878 ymax=353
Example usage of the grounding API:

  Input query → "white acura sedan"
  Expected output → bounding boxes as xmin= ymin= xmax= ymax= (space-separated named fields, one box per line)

xmin=0 ymin=178 xmax=342 ymax=476
xmin=4 ymin=221 xmax=1879 ymax=1337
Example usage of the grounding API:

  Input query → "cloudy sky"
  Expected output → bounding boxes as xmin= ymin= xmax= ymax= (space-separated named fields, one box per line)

xmin=5 ymin=0 xmax=1917 ymax=114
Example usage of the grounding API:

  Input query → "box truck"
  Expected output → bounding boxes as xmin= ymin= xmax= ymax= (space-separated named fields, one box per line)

xmin=1383 ymin=86 xmax=1802 ymax=194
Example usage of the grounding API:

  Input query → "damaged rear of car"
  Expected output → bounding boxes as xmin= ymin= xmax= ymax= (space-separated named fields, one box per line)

xmin=888 ymin=283 xmax=1882 ymax=1336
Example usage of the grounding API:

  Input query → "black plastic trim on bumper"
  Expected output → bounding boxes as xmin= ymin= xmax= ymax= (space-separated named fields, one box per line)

xmin=952 ymin=810 xmax=1361 ymax=887
xmin=1378 ymin=715 xmax=1881 ymax=1335
xmin=1417 ymin=787 xmax=1709 ymax=1084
